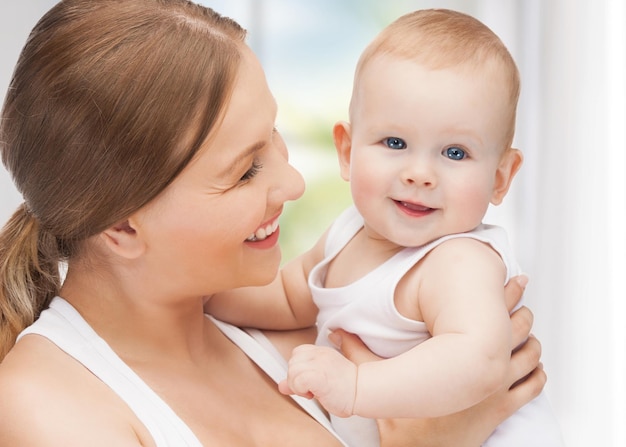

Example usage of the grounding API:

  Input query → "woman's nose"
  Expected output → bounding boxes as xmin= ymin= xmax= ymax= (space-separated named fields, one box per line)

xmin=280 ymin=160 xmax=306 ymax=202
xmin=269 ymin=144 xmax=305 ymax=204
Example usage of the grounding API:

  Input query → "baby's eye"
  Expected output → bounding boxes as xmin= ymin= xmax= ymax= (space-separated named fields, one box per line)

xmin=240 ymin=160 xmax=263 ymax=182
xmin=444 ymin=146 xmax=466 ymax=160
xmin=383 ymin=137 xmax=407 ymax=150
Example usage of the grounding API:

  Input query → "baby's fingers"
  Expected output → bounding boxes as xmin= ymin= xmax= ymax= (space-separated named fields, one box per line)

xmin=280 ymin=344 xmax=358 ymax=417
xmin=278 ymin=378 xmax=313 ymax=399
xmin=280 ymin=345 xmax=328 ymax=398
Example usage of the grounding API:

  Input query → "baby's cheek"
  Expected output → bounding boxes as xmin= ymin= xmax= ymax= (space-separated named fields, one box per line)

xmin=456 ymin=185 xmax=492 ymax=225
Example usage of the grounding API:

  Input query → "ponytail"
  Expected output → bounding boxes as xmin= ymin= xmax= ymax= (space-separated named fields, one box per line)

xmin=0 ymin=204 xmax=61 ymax=360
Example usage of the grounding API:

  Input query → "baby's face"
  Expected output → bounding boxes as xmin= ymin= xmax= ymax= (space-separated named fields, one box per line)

xmin=344 ymin=54 xmax=515 ymax=248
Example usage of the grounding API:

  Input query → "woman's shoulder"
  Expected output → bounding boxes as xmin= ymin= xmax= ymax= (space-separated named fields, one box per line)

xmin=0 ymin=334 xmax=71 ymax=406
xmin=0 ymin=334 xmax=153 ymax=446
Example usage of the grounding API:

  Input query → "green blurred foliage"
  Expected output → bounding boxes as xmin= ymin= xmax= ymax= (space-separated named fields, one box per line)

xmin=279 ymin=170 xmax=351 ymax=263
xmin=276 ymin=107 xmax=352 ymax=263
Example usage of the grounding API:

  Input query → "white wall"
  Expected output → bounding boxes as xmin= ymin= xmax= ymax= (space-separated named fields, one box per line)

xmin=0 ymin=2 xmax=58 ymax=222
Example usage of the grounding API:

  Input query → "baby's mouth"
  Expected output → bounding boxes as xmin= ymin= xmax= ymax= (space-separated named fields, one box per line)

xmin=397 ymin=200 xmax=433 ymax=212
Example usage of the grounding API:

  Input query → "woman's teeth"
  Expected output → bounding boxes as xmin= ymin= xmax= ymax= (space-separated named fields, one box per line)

xmin=246 ymin=219 xmax=279 ymax=242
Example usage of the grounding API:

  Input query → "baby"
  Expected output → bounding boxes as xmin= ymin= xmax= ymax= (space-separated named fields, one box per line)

xmin=206 ymin=8 xmax=563 ymax=447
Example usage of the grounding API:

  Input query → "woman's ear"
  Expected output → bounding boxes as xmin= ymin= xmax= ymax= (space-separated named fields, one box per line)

xmin=333 ymin=121 xmax=352 ymax=181
xmin=491 ymin=148 xmax=523 ymax=205
xmin=100 ymin=217 xmax=146 ymax=259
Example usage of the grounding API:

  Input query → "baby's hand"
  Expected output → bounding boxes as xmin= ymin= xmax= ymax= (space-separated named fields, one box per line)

xmin=278 ymin=344 xmax=358 ymax=417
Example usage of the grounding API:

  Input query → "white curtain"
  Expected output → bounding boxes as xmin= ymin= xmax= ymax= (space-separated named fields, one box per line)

xmin=499 ymin=2 xmax=625 ymax=446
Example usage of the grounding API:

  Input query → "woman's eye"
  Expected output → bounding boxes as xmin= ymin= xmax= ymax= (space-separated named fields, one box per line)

xmin=240 ymin=160 xmax=263 ymax=182
xmin=383 ymin=137 xmax=407 ymax=150
xmin=444 ymin=146 xmax=466 ymax=160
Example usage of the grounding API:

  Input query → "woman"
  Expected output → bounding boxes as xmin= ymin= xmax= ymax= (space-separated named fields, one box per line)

xmin=0 ymin=1 xmax=544 ymax=445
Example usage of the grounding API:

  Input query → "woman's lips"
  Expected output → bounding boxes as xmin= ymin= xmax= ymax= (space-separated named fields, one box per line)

xmin=246 ymin=216 xmax=280 ymax=242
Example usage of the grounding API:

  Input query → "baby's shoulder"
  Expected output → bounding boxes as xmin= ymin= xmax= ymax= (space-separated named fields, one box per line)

xmin=422 ymin=236 xmax=503 ymax=271
xmin=399 ymin=237 xmax=505 ymax=305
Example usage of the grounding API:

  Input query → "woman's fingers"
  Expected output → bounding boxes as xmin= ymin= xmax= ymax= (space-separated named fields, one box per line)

xmin=510 ymin=305 xmax=534 ymax=348
xmin=504 ymin=274 xmax=528 ymax=312
xmin=508 ymin=334 xmax=542 ymax=389
xmin=329 ymin=329 xmax=382 ymax=365
xmin=505 ymin=362 xmax=546 ymax=413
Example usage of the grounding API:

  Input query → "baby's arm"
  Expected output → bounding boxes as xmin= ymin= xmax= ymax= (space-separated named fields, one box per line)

xmin=204 ymin=230 xmax=328 ymax=330
xmin=280 ymin=238 xmax=512 ymax=418
xmin=354 ymin=237 xmax=512 ymax=417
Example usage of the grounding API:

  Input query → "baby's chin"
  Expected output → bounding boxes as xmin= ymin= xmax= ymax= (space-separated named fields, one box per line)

xmin=380 ymin=226 xmax=439 ymax=248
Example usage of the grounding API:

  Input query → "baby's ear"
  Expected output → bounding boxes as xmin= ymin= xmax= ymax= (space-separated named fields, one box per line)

xmin=333 ymin=121 xmax=352 ymax=182
xmin=100 ymin=217 xmax=146 ymax=259
xmin=491 ymin=148 xmax=523 ymax=205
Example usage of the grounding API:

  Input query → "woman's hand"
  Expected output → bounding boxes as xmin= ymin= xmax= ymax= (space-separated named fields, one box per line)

xmin=335 ymin=275 xmax=546 ymax=447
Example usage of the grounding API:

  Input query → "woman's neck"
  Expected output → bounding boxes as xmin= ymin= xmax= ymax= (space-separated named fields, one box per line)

xmin=60 ymin=263 xmax=214 ymax=365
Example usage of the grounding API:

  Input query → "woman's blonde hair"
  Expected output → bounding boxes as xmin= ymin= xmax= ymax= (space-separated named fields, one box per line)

xmin=0 ymin=0 xmax=246 ymax=359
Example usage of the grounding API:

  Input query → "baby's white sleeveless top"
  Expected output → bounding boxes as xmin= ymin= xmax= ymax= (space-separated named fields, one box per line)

xmin=310 ymin=206 xmax=521 ymax=357
xmin=308 ymin=206 xmax=564 ymax=447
